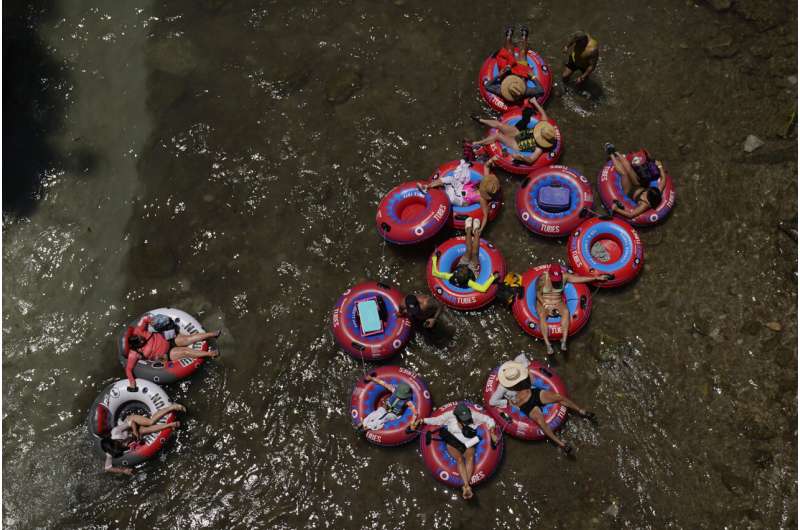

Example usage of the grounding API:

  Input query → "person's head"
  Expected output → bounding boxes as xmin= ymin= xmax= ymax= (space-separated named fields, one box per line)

xmin=394 ymin=383 xmax=413 ymax=400
xmin=500 ymin=75 xmax=526 ymax=101
xmin=572 ymin=30 xmax=589 ymax=49
xmin=100 ymin=437 xmax=126 ymax=458
xmin=532 ymin=121 xmax=556 ymax=150
xmin=548 ymin=263 xmax=564 ymax=289
xmin=646 ymin=187 xmax=663 ymax=207
xmin=498 ymin=360 xmax=530 ymax=389
xmin=404 ymin=294 xmax=422 ymax=319
xmin=451 ymin=264 xmax=474 ymax=288
xmin=478 ymin=173 xmax=500 ymax=201
xmin=128 ymin=335 xmax=145 ymax=351
xmin=454 ymin=402 xmax=473 ymax=425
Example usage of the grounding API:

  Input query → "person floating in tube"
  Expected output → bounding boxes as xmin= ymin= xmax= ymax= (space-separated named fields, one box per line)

xmin=413 ymin=402 xmax=498 ymax=500
xmin=356 ymin=373 xmax=418 ymax=433
xmin=430 ymin=230 xmax=499 ymax=292
xmin=604 ymin=143 xmax=667 ymax=219
xmin=538 ymin=263 xmax=611 ymax=357
xmin=488 ymin=353 xmax=595 ymax=456
xmin=468 ymin=97 xmax=556 ymax=166
xmin=125 ymin=315 xmax=222 ymax=391
xmin=101 ymin=402 xmax=186 ymax=475
xmin=418 ymin=155 xmax=501 ymax=232
xmin=561 ymin=30 xmax=599 ymax=86
xmin=398 ymin=293 xmax=443 ymax=329
xmin=484 ymin=25 xmax=546 ymax=104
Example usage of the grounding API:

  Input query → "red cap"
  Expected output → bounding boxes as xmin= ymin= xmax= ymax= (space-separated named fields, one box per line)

xmin=548 ymin=263 xmax=563 ymax=283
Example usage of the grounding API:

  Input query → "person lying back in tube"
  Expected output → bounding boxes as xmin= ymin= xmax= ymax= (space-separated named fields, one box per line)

xmin=356 ymin=375 xmax=418 ymax=433
xmin=430 ymin=227 xmax=498 ymax=293
xmin=468 ymin=98 xmax=556 ymax=166
xmin=419 ymin=156 xmax=501 ymax=231
xmin=604 ymin=143 xmax=667 ymax=219
xmin=101 ymin=402 xmax=186 ymax=475
xmin=484 ymin=25 xmax=546 ymax=103
xmin=413 ymin=402 xmax=498 ymax=500
xmin=125 ymin=315 xmax=221 ymax=391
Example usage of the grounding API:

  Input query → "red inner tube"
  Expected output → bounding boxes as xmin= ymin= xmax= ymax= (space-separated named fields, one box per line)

xmin=511 ymin=264 xmax=592 ymax=339
xmin=477 ymin=48 xmax=553 ymax=113
xmin=331 ymin=281 xmax=413 ymax=360
xmin=484 ymin=109 xmax=562 ymax=175
xmin=376 ymin=181 xmax=451 ymax=245
xmin=597 ymin=157 xmax=676 ymax=227
xmin=419 ymin=401 xmax=504 ymax=487
xmin=350 ymin=366 xmax=432 ymax=447
xmin=426 ymin=237 xmax=506 ymax=311
xmin=482 ymin=360 xmax=569 ymax=441
xmin=567 ymin=217 xmax=644 ymax=288
xmin=429 ymin=160 xmax=502 ymax=230
xmin=515 ymin=165 xmax=594 ymax=237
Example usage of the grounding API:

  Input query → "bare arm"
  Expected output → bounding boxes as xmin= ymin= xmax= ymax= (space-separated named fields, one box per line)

xmin=366 ymin=374 xmax=395 ymax=393
xmin=512 ymin=147 xmax=543 ymax=164
xmin=612 ymin=200 xmax=650 ymax=219
xmin=104 ymin=455 xmax=134 ymax=476
xmin=563 ymin=273 xmax=609 ymax=283
xmin=528 ymin=97 xmax=548 ymax=122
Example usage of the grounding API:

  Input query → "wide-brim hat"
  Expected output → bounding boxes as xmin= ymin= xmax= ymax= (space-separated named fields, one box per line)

xmin=498 ymin=360 xmax=529 ymax=387
xmin=500 ymin=75 xmax=526 ymax=101
xmin=533 ymin=121 xmax=556 ymax=149
xmin=394 ymin=382 xmax=412 ymax=399
xmin=478 ymin=172 xmax=500 ymax=198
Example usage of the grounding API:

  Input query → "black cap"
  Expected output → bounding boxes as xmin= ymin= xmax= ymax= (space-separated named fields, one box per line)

xmin=404 ymin=295 xmax=422 ymax=318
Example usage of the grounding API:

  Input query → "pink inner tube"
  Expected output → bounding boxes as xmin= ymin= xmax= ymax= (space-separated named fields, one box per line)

xmin=376 ymin=181 xmax=451 ymax=245
xmin=597 ymin=158 xmax=675 ymax=227
xmin=331 ymin=281 xmax=413 ymax=360
xmin=350 ymin=365 xmax=433 ymax=447
xmin=484 ymin=109 xmax=562 ymax=175
xmin=515 ymin=165 xmax=594 ymax=237
xmin=419 ymin=401 xmax=504 ymax=488
xmin=426 ymin=237 xmax=507 ymax=311
xmin=568 ymin=217 xmax=644 ymax=288
xmin=429 ymin=160 xmax=502 ymax=230
xmin=511 ymin=264 xmax=592 ymax=340
xmin=477 ymin=48 xmax=553 ymax=113
xmin=482 ymin=360 xmax=569 ymax=441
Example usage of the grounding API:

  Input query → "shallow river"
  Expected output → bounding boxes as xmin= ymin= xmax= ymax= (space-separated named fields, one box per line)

xmin=3 ymin=0 xmax=797 ymax=528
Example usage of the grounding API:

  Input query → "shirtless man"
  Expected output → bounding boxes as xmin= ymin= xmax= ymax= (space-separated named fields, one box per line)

xmin=399 ymin=293 xmax=443 ymax=329
xmin=537 ymin=263 xmax=610 ymax=357
xmin=562 ymin=31 xmax=599 ymax=86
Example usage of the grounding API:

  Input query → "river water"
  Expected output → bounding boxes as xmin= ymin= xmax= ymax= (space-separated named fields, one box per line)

xmin=3 ymin=0 xmax=797 ymax=528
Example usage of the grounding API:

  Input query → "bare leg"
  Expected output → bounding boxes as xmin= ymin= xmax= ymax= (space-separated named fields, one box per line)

xmin=539 ymin=390 xmax=587 ymax=415
xmin=174 ymin=331 xmax=219 ymax=347
xmin=446 ymin=444 xmax=472 ymax=499
xmin=464 ymin=446 xmax=476 ymax=487
xmin=169 ymin=346 xmax=218 ymax=360
xmin=536 ymin=301 xmax=554 ymax=355
xmin=611 ymin=154 xmax=639 ymax=195
xmin=493 ymin=131 xmax=522 ymax=151
xmin=558 ymin=301 xmax=570 ymax=351
xmin=138 ymin=421 xmax=180 ymax=436
xmin=472 ymin=132 xmax=502 ymax=147
xmin=530 ymin=407 xmax=565 ymax=448
xmin=127 ymin=404 xmax=183 ymax=428
xmin=477 ymin=118 xmax=518 ymax=136
xmin=561 ymin=65 xmax=575 ymax=83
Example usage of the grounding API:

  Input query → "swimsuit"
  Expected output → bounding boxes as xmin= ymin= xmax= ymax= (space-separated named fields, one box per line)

xmin=519 ymin=388 xmax=545 ymax=416
xmin=515 ymin=129 xmax=539 ymax=152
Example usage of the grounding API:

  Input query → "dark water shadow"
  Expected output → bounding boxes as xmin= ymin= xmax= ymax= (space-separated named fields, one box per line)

xmin=3 ymin=1 xmax=70 ymax=217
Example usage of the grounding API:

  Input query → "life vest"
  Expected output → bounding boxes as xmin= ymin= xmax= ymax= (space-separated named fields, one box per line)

xmin=384 ymin=393 xmax=410 ymax=416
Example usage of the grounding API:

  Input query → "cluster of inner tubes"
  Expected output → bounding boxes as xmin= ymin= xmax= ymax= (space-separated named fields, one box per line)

xmin=337 ymin=35 xmax=677 ymax=496
xmin=87 ymin=308 xmax=216 ymax=469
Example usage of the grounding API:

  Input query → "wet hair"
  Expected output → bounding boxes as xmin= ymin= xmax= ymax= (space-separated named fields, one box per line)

xmin=451 ymin=264 xmax=474 ymax=288
xmin=128 ymin=335 xmax=145 ymax=350
xmin=572 ymin=31 xmax=589 ymax=48
xmin=646 ymin=188 xmax=662 ymax=207
xmin=101 ymin=437 xmax=126 ymax=458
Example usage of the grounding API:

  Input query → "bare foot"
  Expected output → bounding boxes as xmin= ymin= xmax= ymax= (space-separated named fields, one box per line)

xmin=462 ymin=485 xmax=474 ymax=500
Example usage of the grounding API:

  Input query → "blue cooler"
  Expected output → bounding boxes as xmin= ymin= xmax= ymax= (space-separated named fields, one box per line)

xmin=537 ymin=185 xmax=571 ymax=213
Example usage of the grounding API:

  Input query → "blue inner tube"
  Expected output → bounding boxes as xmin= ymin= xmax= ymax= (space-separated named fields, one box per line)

xmin=526 ymin=174 xmax=580 ymax=220
xmin=438 ymin=243 xmax=495 ymax=294
xmin=579 ymin=221 xmax=634 ymax=273
xmin=524 ymin=278 xmax=580 ymax=323
xmin=362 ymin=375 xmax=418 ymax=430
xmin=446 ymin=166 xmax=486 ymax=219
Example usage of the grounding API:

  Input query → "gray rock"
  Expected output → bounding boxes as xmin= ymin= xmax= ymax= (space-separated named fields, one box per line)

xmin=743 ymin=135 xmax=764 ymax=152
xmin=148 ymin=38 xmax=199 ymax=76
xmin=604 ymin=503 xmax=619 ymax=518
xmin=705 ymin=33 xmax=738 ymax=58
xmin=789 ymin=75 xmax=798 ymax=85
xmin=326 ymin=68 xmax=362 ymax=105
xmin=707 ymin=0 xmax=732 ymax=11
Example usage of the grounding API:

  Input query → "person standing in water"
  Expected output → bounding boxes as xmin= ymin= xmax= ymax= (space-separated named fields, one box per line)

xmin=562 ymin=31 xmax=599 ymax=86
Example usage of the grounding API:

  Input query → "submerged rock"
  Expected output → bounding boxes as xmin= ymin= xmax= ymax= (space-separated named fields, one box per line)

xmin=765 ymin=321 xmax=782 ymax=332
xmin=705 ymin=33 xmax=738 ymax=58
xmin=743 ymin=135 xmax=764 ymax=152
xmin=706 ymin=0 xmax=733 ymax=11
xmin=326 ymin=68 xmax=362 ymax=105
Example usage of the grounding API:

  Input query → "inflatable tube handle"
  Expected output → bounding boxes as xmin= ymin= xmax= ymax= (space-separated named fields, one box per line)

xmin=454 ymin=214 xmax=469 ymax=221
xmin=606 ymin=274 xmax=616 ymax=281
xmin=350 ymin=341 xmax=366 ymax=352
xmin=435 ymin=250 xmax=442 ymax=258
xmin=522 ymin=177 xmax=531 ymax=189
xmin=540 ymin=367 xmax=553 ymax=377
xmin=424 ymin=430 xmax=433 ymax=446
xmin=580 ymin=295 xmax=587 ymax=309
xmin=376 ymin=282 xmax=390 ymax=290
xmin=380 ymin=222 xmax=391 ymax=233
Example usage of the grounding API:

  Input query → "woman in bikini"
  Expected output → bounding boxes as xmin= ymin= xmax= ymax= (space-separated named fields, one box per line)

xmin=605 ymin=144 xmax=667 ymax=219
